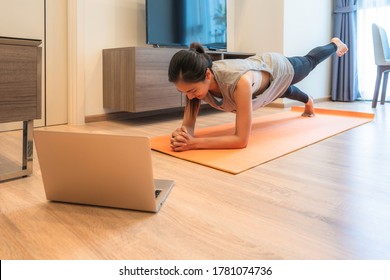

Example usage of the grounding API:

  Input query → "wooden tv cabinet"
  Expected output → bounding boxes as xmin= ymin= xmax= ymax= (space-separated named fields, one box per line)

xmin=102 ymin=47 xmax=255 ymax=113
xmin=0 ymin=37 xmax=42 ymax=182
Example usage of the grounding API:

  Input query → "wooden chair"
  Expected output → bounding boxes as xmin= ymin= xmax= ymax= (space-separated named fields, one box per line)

xmin=372 ymin=23 xmax=390 ymax=108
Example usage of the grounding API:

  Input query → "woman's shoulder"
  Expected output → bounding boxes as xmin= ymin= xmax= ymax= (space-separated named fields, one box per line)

xmin=213 ymin=58 xmax=261 ymax=73
xmin=247 ymin=52 xmax=283 ymax=62
xmin=213 ymin=58 xmax=246 ymax=68
xmin=248 ymin=53 xmax=293 ymax=72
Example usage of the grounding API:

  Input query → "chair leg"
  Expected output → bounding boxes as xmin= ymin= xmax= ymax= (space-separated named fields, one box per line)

xmin=372 ymin=67 xmax=382 ymax=108
xmin=380 ymin=71 xmax=389 ymax=105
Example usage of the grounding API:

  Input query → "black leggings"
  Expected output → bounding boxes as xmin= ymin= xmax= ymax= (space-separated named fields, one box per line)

xmin=280 ymin=42 xmax=337 ymax=103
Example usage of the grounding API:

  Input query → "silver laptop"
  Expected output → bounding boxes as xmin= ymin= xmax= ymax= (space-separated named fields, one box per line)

xmin=34 ymin=130 xmax=174 ymax=213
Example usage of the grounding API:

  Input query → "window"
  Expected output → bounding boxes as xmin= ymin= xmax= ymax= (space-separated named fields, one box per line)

xmin=357 ymin=0 xmax=390 ymax=100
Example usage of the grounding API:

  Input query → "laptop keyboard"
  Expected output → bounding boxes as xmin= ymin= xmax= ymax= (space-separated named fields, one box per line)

xmin=155 ymin=189 xmax=162 ymax=198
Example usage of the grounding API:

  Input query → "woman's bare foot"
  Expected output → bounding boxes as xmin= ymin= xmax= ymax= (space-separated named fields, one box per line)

xmin=302 ymin=96 xmax=315 ymax=117
xmin=331 ymin=37 xmax=348 ymax=57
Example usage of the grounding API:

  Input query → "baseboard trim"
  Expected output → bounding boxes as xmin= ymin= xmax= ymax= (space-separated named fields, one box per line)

xmin=266 ymin=96 xmax=331 ymax=108
xmin=85 ymin=112 xmax=133 ymax=123
xmin=85 ymin=107 xmax=185 ymax=123
xmin=85 ymin=97 xmax=332 ymax=123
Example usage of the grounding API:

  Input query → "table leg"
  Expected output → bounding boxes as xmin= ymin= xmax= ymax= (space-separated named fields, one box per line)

xmin=0 ymin=120 xmax=34 ymax=182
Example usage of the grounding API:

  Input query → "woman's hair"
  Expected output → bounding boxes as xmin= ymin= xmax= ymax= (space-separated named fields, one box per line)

xmin=168 ymin=42 xmax=213 ymax=83
xmin=168 ymin=42 xmax=213 ymax=117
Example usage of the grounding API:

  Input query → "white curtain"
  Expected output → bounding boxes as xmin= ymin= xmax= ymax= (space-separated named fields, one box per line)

xmin=357 ymin=0 xmax=390 ymax=100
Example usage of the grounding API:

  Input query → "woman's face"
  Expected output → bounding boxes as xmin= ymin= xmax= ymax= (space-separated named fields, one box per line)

xmin=174 ymin=69 xmax=211 ymax=100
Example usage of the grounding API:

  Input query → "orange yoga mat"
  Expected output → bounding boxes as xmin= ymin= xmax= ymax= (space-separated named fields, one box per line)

xmin=151 ymin=107 xmax=374 ymax=174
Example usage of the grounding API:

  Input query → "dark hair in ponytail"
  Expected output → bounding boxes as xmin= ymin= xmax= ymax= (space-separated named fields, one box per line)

xmin=168 ymin=42 xmax=213 ymax=83
xmin=168 ymin=42 xmax=213 ymax=117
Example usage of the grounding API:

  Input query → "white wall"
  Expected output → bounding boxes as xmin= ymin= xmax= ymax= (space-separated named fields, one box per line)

xmin=283 ymin=0 xmax=333 ymax=102
xmin=46 ymin=0 xmax=68 ymax=126
xmin=84 ymin=0 xmax=147 ymax=116
xmin=230 ymin=0 xmax=284 ymax=53
xmin=0 ymin=0 xmax=44 ymax=39
xmin=80 ymin=0 xmax=333 ymax=118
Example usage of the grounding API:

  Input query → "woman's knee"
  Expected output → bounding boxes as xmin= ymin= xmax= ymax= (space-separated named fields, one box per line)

xmin=281 ymin=86 xmax=309 ymax=103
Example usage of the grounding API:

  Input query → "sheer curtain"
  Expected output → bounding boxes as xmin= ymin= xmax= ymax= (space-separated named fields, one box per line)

xmin=357 ymin=0 xmax=390 ymax=100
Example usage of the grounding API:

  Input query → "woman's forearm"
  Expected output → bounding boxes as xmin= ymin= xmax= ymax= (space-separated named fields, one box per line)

xmin=189 ymin=134 xmax=248 ymax=150
xmin=182 ymin=103 xmax=199 ymax=136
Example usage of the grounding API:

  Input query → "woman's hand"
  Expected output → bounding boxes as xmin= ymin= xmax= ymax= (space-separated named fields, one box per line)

xmin=170 ymin=126 xmax=194 ymax=151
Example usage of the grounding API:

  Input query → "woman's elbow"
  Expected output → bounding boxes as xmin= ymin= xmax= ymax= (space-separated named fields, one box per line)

xmin=234 ymin=138 xmax=248 ymax=149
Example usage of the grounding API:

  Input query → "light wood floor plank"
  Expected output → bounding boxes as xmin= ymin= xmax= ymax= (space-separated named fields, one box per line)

xmin=1 ymin=101 xmax=389 ymax=259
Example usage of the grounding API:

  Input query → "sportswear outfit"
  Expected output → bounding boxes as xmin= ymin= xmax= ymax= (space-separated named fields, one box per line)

xmin=202 ymin=43 xmax=337 ymax=113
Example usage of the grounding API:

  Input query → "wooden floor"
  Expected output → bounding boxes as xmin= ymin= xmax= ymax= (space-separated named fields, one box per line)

xmin=1 ymin=101 xmax=390 ymax=260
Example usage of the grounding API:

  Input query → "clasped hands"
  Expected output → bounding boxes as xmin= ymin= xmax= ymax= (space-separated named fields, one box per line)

xmin=170 ymin=126 xmax=193 ymax=151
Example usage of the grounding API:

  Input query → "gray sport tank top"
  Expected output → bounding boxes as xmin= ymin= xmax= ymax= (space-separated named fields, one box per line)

xmin=202 ymin=53 xmax=294 ymax=113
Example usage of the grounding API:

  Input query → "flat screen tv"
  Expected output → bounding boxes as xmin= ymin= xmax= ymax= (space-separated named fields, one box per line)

xmin=146 ymin=0 xmax=227 ymax=50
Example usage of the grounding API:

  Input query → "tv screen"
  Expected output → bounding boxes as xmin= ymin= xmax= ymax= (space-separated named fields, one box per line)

xmin=146 ymin=0 xmax=227 ymax=50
